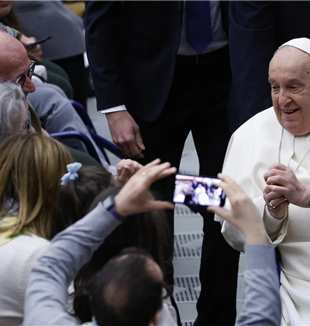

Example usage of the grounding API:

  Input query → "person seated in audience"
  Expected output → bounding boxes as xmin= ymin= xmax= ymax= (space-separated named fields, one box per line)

xmin=23 ymin=169 xmax=281 ymax=326
xmin=52 ymin=160 xmax=142 ymax=237
xmin=0 ymin=1 xmax=74 ymax=99
xmin=0 ymin=31 xmax=106 ymax=164
xmin=0 ymin=134 xmax=73 ymax=326
xmin=217 ymin=37 xmax=310 ymax=325
xmin=52 ymin=161 xmax=179 ymax=326
xmin=0 ymin=80 xmax=99 ymax=166
xmin=0 ymin=131 xmax=142 ymax=325
xmin=0 ymin=82 xmax=35 ymax=140
xmin=86 ymin=247 xmax=164 ymax=326
xmin=14 ymin=0 xmax=88 ymax=108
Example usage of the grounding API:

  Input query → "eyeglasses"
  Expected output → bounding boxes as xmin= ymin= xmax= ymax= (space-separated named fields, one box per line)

xmin=14 ymin=60 xmax=36 ymax=87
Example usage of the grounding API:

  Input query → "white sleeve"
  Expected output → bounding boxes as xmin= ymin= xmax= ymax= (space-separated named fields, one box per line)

xmin=263 ymin=206 xmax=288 ymax=244
xmin=101 ymin=105 xmax=127 ymax=114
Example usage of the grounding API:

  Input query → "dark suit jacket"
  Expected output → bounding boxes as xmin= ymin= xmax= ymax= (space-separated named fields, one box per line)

xmin=229 ymin=1 xmax=310 ymax=131
xmin=85 ymin=1 xmax=228 ymax=123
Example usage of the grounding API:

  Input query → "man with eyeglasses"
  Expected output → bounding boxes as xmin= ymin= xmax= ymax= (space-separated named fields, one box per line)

xmin=0 ymin=32 xmax=105 ymax=166
xmin=14 ymin=60 xmax=36 ymax=89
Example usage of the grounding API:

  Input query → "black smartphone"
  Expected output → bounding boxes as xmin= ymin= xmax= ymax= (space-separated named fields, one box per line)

xmin=173 ymin=173 xmax=226 ymax=207
xmin=24 ymin=36 xmax=52 ymax=49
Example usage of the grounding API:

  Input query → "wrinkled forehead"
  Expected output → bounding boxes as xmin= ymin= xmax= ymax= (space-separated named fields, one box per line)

xmin=269 ymin=46 xmax=310 ymax=76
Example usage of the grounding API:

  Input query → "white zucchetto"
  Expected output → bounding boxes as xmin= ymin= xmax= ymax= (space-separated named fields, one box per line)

xmin=279 ymin=37 xmax=310 ymax=55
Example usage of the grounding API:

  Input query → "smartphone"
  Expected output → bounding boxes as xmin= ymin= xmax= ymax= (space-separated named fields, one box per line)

xmin=173 ymin=173 xmax=226 ymax=207
xmin=24 ymin=36 xmax=52 ymax=49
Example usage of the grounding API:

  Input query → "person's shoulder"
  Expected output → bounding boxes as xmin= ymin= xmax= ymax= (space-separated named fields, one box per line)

xmin=0 ymin=235 xmax=50 ymax=276
xmin=234 ymin=107 xmax=277 ymax=136
xmin=8 ymin=235 xmax=50 ymax=258
xmin=15 ymin=234 xmax=50 ymax=246
xmin=28 ymin=82 xmax=68 ymax=105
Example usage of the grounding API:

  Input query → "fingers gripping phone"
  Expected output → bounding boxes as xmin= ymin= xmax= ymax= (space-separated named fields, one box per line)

xmin=173 ymin=173 xmax=226 ymax=207
xmin=24 ymin=36 xmax=52 ymax=49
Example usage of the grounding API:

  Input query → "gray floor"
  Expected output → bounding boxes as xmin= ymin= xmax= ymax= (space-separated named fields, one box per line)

xmin=87 ymin=97 xmax=245 ymax=325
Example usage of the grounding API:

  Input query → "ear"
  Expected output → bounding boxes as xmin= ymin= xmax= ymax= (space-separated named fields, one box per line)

xmin=149 ymin=311 xmax=159 ymax=326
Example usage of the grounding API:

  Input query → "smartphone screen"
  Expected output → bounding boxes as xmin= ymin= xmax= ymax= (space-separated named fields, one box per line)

xmin=173 ymin=174 xmax=226 ymax=207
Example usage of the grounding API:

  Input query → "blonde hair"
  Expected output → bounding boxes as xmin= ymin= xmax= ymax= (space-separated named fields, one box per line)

xmin=0 ymin=134 xmax=73 ymax=239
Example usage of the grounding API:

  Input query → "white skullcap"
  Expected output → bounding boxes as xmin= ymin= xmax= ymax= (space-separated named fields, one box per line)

xmin=279 ymin=37 xmax=310 ymax=55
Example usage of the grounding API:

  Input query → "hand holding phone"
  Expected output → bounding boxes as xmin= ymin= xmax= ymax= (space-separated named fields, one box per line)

xmin=24 ymin=36 xmax=52 ymax=49
xmin=207 ymin=174 xmax=267 ymax=244
xmin=173 ymin=173 xmax=226 ymax=207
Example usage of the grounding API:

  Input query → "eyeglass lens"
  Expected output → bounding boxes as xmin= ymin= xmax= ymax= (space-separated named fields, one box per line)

xmin=16 ymin=61 xmax=35 ymax=87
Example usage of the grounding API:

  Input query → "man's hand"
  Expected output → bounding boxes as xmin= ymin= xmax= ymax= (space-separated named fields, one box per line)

xmin=106 ymin=111 xmax=145 ymax=158
xmin=208 ymin=174 xmax=267 ymax=245
xmin=263 ymin=163 xmax=310 ymax=218
xmin=263 ymin=186 xmax=289 ymax=219
xmin=114 ymin=159 xmax=176 ymax=216
xmin=115 ymin=159 xmax=143 ymax=185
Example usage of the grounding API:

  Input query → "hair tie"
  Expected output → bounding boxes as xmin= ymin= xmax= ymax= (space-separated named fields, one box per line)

xmin=61 ymin=162 xmax=82 ymax=185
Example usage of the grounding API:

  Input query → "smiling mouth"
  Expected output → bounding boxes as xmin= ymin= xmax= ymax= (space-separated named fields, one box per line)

xmin=283 ymin=109 xmax=298 ymax=114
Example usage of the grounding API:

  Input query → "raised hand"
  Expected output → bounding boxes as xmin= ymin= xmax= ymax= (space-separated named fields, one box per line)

xmin=115 ymin=159 xmax=143 ymax=184
xmin=115 ymin=159 xmax=176 ymax=216
xmin=208 ymin=174 xmax=267 ymax=244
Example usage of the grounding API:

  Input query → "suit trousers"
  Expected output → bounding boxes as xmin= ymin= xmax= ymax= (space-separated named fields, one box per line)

xmin=133 ymin=46 xmax=240 ymax=325
xmin=53 ymin=54 xmax=88 ymax=109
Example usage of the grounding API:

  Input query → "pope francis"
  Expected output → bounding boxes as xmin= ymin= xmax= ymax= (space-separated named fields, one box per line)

xmin=217 ymin=37 xmax=310 ymax=325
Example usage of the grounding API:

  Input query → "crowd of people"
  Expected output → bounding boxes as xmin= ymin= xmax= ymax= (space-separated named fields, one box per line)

xmin=0 ymin=1 xmax=310 ymax=326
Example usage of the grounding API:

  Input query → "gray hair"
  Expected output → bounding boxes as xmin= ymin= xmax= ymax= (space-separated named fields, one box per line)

xmin=0 ymin=82 xmax=27 ymax=141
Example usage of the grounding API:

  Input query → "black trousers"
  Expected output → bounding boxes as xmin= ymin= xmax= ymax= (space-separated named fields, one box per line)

xmin=134 ymin=46 xmax=240 ymax=326
xmin=53 ymin=54 xmax=88 ymax=109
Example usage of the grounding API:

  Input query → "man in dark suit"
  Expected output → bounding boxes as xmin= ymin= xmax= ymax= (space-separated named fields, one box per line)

xmin=229 ymin=1 xmax=310 ymax=132
xmin=85 ymin=2 xmax=239 ymax=325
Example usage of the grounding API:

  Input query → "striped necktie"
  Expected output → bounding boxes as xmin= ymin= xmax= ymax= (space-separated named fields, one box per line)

xmin=186 ymin=1 xmax=213 ymax=54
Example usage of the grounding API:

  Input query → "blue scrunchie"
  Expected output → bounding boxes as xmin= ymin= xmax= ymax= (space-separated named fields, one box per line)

xmin=61 ymin=162 xmax=82 ymax=185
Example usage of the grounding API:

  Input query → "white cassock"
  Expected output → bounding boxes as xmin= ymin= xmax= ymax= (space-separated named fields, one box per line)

xmin=216 ymin=107 xmax=310 ymax=326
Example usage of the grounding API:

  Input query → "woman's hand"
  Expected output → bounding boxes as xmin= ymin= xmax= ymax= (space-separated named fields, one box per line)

xmin=20 ymin=34 xmax=42 ymax=63
xmin=115 ymin=159 xmax=176 ymax=216
xmin=263 ymin=163 xmax=310 ymax=216
xmin=114 ymin=159 xmax=143 ymax=184
xmin=208 ymin=174 xmax=267 ymax=244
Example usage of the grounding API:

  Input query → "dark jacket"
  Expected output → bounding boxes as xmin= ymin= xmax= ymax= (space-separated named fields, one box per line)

xmin=229 ymin=1 xmax=310 ymax=131
xmin=85 ymin=1 xmax=228 ymax=122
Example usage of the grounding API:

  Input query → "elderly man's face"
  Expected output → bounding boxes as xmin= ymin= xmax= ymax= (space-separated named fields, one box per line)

xmin=269 ymin=46 xmax=310 ymax=136
xmin=1 ymin=44 xmax=36 ymax=96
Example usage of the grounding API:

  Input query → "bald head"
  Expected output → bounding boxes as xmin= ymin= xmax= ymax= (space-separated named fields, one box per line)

xmin=0 ymin=33 xmax=29 ymax=79
xmin=0 ymin=32 xmax=28 ymax=69
xmin=91 ymin=249 xmax=163 ymax=326
xmin=0 ymin=33 xmax=35 ymax=95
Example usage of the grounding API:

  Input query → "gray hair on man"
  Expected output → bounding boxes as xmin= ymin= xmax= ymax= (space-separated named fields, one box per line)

xmin=0 ymin=81 xmax=28 ymax=141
